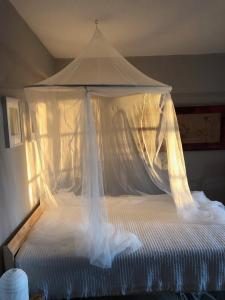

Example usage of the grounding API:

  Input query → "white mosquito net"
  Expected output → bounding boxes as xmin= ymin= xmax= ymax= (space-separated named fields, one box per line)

xmin=25 ymin=25 xmax=225 ymax=268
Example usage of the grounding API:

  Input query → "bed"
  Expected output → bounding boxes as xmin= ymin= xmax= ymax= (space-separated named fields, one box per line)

xmin=5 ymin=193 xmax=225 ymax=299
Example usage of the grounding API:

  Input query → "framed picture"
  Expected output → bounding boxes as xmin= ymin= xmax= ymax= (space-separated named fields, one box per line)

xmin=1 ymin=96 xmax=23 ymax=148
xmin=176 ymin=105 xmax=225 ymax=150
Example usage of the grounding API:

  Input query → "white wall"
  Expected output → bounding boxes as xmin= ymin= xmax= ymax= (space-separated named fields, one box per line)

xmin=0 ymin=0 xmax=54 ymax=272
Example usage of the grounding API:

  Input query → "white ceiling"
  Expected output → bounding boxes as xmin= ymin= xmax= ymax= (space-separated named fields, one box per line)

xmin=10 ymin=0 xmax=225 ymax=58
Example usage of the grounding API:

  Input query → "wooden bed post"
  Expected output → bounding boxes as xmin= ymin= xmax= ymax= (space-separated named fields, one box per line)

xmin=3 ymin=204 xmax=43 ymax=271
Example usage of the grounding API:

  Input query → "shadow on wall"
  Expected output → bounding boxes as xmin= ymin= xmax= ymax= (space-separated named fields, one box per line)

xmin=185 ymin=150 xmax=225 ymax=204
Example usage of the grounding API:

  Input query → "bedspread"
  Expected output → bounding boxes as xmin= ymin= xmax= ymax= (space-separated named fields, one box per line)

xmin=16 ymin=194 xmax=225 ymax=299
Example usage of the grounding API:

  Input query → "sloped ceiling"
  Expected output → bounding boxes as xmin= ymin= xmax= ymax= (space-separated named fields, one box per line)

xmin=10 ymin=0 xmax=225 ymax=58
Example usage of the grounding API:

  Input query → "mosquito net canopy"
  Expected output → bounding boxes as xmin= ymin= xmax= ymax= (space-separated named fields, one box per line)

xmin=25 ymin=25 xmax=225 ymax=268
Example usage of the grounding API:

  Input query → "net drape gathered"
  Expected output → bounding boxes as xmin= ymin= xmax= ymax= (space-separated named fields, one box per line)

xmin=25 ymin=26 xmax=225 ymax=268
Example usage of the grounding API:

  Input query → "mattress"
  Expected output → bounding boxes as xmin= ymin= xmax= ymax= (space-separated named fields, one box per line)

xmin=16 ymin=194 xmax=225 ymax=299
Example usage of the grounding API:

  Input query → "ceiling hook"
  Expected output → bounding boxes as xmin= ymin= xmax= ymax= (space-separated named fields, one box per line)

xmin=95 ymin=19 xmax=99 ymax=28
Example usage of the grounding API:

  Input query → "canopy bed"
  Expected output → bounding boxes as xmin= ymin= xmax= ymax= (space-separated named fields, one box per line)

xmin=4 ymin=23 xmax=225 ymax=299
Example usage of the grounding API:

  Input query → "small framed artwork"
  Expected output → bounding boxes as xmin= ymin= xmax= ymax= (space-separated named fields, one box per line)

xmin=176 ymin=105 xmax=225 ymax=150
xmin=1 ymin=96 xmax=23 ymax=148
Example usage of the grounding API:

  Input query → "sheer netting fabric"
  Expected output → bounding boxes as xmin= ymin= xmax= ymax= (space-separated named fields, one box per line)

xmin=24 ymin=27 xmax=225 ymax=268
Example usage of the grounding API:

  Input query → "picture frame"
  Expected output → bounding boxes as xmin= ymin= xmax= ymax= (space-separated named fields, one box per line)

xmin=1 ymin=96 xmax=23 ymax=148
xmin=176 ymin=105 xmax=225 ymax=151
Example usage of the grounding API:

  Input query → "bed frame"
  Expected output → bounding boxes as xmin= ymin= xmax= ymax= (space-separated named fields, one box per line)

xmin=3 ymin=204 xmax=43 ymax=270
